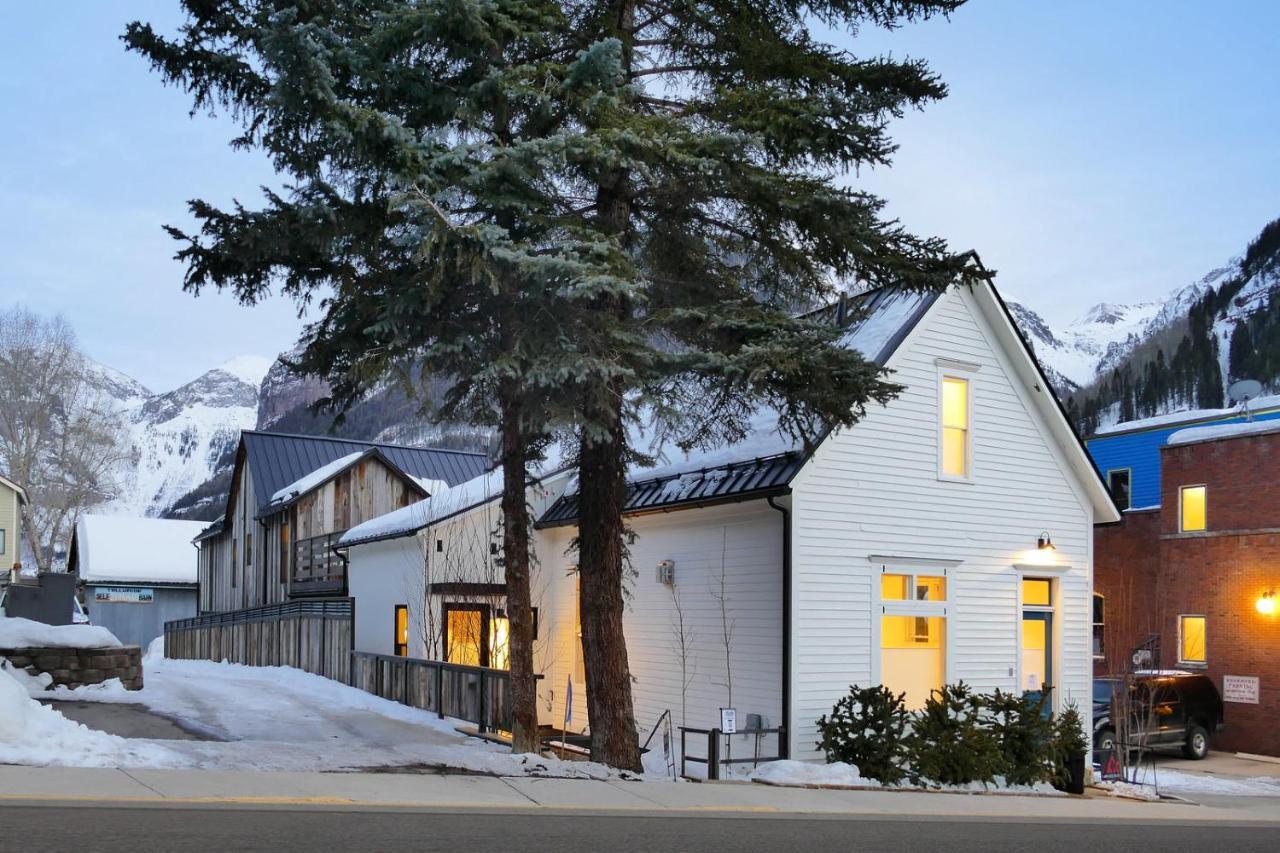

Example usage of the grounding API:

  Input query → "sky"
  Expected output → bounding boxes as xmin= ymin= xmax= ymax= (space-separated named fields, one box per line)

xmin=1 ymin=2 xmax=1277 ymax=392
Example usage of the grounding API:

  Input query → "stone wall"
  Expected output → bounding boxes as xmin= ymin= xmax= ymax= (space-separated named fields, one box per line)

xmin=0 ymin=645 xmax=143 ymax=691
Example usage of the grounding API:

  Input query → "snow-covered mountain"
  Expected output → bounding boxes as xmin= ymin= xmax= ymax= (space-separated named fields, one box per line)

xmin=96 ymin=357 xmax=271 ymax=518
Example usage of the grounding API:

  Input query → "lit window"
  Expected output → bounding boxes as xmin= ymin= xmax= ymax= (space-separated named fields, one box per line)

xmin=1023 ymin=578 xmax=1052 ymax=606
xmin=1108 ymin=469 xmax=1131 ymax=511
xmin=880 ymin=569 xmax=948 ymax=709
xmin=394 ymin=604 xmax=409 ymax=657
xmin=941 ymin=376 xmax=970 ymax=478
xmin=489 ymin=615 xmax=510 ymax=670
xmin=882 ymin=615 xmax=946 ymax=710
xmin=1180 ymin=486 xmax=1206 ymax=532
xmin=1179 ymin=615 xmax=1206 ymax=665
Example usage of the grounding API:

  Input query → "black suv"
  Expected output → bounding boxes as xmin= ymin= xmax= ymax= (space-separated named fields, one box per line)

xmin=1093 ymin=672 xmax=1224 ymax=760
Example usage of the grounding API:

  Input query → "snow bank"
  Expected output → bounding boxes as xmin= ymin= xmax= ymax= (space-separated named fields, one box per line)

xmin=1167 ymin=418 xmax=1280 ymax=447
xmin=0 ymin=616 xmax=122 ymax=649
xmin=750 ymin=760 xmax=1062 ymax=796
xmin=0 ymin=666 xmax=181 ymax=768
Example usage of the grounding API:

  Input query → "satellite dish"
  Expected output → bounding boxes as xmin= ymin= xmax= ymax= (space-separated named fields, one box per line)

xmin=1228 ymin=379 xmax=1263 ymax=404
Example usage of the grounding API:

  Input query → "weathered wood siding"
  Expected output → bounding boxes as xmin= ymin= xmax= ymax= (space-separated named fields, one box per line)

xmin=198 ymin=456 xmax=422 ymax=613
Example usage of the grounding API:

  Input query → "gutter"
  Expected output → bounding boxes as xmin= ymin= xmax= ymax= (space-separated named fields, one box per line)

xmin=767 ymin=494 xmax=792 ymax=760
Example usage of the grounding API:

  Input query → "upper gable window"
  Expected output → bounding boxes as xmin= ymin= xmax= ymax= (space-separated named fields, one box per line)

xmin=940 ymin=375 xmax=971 ymax=479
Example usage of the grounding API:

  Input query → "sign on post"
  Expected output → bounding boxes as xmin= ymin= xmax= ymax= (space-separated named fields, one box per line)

xmin=1223 ymin=675 xmax=1260 ymax=704
xmin=93 ymin=587 xmax=154 ymax=604
xmin=720 ymin=707 xmax=737 ymax=734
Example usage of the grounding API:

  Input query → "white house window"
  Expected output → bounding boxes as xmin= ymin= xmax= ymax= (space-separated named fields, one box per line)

xmin=880 ymin=570 xmax=947 ymax=710
xmin=940 ymin=375 xmax=971 ymax=479
xmin=1179 ymin=614 xmax=1207 ymax=666
xmin=1179 ymin=485 xmax=1207 ymax=532
xmin=0 ymin=528 xmax=6 ymax=555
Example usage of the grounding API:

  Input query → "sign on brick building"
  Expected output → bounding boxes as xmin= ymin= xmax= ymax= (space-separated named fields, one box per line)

xmin=1223 ymin=675 xmax=1260 ymax=704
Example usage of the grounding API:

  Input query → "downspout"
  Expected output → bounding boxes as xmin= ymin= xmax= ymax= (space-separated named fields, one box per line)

xmin=767 ymin=495 xmax=792 ymax=759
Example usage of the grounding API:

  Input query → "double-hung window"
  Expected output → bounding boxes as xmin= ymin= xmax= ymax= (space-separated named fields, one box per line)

xmin=940 ymin=375 xmax=971 ymax=479
xmin=879 ymin=569 xmax=948 ymax=709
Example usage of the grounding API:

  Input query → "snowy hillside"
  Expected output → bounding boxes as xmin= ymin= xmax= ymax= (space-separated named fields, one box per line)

xmin=98 ymin=357 xmax=270 ymax=518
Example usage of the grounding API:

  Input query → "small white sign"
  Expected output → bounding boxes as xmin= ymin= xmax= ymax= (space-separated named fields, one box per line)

xmin=94 ymin=587 xmax=154 ymax=604
xmin=1223 ymin=675 xmax=1260 ymax=704
xmin=720 ymin=707 xmax=737 ymax=734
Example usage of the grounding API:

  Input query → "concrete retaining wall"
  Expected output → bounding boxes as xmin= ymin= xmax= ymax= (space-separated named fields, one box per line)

xmin=0 ymin=645 xmax=143 ymax=690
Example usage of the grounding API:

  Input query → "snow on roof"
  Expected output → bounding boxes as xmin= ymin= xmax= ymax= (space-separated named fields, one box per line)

xmin=340 ymin=469 xmax=505 ymax=548
xmin=269 ymin=451 xmax=366 ymax=504
xmin=1167 ymin=418 xmax=1280 ymax=447
xmin=1094 ymin=393 xmax=1280 ymax=436
xmin=0 ymin=615 xmax=122 ymax=649
xmin=411 ymin=476 xmax=452 ymax=496
xmin=73 ymin=515 xmax=207 ymax=585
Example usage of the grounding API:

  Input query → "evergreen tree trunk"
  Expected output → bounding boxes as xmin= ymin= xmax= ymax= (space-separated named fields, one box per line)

xmin=577 ymin=386 xmax=642 ymax=772
xmin=499 ymin=375 xmax=540 ymax=755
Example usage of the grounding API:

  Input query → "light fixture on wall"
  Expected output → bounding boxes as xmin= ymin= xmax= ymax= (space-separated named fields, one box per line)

xmin=1036 ymin=532 xmax=1055 ymax=551
xmin=1258 ymin=591 xmax=1277 ymax=616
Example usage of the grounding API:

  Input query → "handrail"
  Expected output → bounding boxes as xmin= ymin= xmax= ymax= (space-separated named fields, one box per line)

xmin=167 ymin=597 xmax=352 ymax=632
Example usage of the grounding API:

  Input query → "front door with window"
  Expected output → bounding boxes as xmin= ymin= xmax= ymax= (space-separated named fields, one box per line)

xmin=1021 ymin=578 xmax=1054 ymax=710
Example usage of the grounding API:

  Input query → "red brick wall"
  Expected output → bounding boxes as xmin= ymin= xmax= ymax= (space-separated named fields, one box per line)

xmin=1095 ymin=431 xmax=1280 ymax=756
xmin=1160 ymin=431 xmax=1280 ymax=534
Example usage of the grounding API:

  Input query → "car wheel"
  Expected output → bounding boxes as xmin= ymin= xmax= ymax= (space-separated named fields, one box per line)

xmin=1095 ymin=727 xmax=1116 ymax=754
xmin=1183 ymin=723 xmax=1209 ymax=760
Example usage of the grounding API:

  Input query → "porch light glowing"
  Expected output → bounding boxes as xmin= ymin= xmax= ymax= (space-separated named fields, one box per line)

xmin=1258 ymin=591 xmax=1277 ymax=616
xmin=1036 ymin=531 xmax=1055 ymax=551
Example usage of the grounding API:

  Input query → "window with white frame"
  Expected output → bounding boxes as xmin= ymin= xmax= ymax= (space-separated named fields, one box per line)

xmin=1178 ymin=614 xmax=1206 ymax=666
xmin=940 ymin=375 xmax=971 ymax=479
xmin=880 ymin=570 xmax=947 ymax=709
xmin=1092 ymin=593 xmax=1105 ymax=659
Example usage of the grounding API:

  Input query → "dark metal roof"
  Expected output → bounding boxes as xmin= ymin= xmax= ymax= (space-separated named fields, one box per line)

xmin=241 ymin=431 xmax=489 ymax=518
xmin=192 ymin=518 xmax=224 ymax=543
xmin=535 ymin=285 xmax=939 ymax=528
xmin=537 ymin=452 xmax=803 ymax=529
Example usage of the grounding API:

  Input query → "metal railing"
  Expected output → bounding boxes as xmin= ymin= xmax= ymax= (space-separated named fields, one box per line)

xmin=679 ymin=726 xmax=786 ymax=780
xmin=350 ymin=650 xmax=541 ymax=734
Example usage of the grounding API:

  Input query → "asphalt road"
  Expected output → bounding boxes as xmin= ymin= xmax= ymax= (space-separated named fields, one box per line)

xmin=1 ymin=804 xmax=1276 ymax=853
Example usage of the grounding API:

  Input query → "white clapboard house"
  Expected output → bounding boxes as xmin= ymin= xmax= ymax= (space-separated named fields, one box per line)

xmin=340 ymin=276 xmax=1120 ymax=762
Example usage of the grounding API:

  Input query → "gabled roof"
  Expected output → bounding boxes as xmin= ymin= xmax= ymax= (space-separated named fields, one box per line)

xmin=0 ymin=472 xmax=27 ymax=505
xmin=238 ymin=431 xmax=489 ymax=520
xmin=71 ymin=514 xmax=207 ymax=585
xmin=537 ymin=286 xmax=940 ymax=527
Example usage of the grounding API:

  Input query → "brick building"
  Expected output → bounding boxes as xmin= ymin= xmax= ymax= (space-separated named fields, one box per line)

xmin=1094 ymin=420 xmax=1280 ymax=757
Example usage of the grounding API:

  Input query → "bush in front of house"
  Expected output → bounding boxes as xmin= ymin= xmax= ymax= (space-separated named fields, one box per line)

xmin=985 ymin=689 xmax=1055 ymax=786
xmin=904 ymin=682 xmax=1004 ymax=787
xmin=815 ymin=684 xmax=910 ymax=784
xmin=1051 ymin=701 xmax=1090 ymax=792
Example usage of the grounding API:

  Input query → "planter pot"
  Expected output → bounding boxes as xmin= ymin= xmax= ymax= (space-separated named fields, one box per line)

xmin=1055 ymin=751 xmax=1087 ymax=794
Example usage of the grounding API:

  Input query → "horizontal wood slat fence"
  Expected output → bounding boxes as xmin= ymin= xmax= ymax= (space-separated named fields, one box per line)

xmin=164 ymin=598 xmax=354 ymax=683
xmin=350 ymin=651 xmax=534 ymax=733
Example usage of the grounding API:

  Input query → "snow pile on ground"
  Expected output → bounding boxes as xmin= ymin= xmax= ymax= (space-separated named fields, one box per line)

xmin=1147 ymin=769 xmax=1280 ymax=797
xmin=24 ymin=651 xmax=659 ymax=779
xmin=0 ymin=666 xmax=181 ymax=768
xmin=0 ymin=616 xmax=122 ymax=649
xmin=750 ymin=760 xmax=1062 ymax=796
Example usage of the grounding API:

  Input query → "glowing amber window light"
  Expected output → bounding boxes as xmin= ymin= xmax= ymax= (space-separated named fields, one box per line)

xmin=941 ymin=376 xmax=970 ymax=478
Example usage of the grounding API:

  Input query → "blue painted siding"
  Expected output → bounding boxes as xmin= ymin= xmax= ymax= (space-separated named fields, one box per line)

xmin=1086 ymin=407 xmax=1280 ymax=509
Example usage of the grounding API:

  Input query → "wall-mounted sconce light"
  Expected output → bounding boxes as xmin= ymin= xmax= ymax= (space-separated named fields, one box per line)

xmin=657 ymin=560 xmax=675 ymax=586
xmin=1257 ymin=591 xmax=1277 ymax=616
xmin=1036 ymin=531 xmax=1055 ymax=551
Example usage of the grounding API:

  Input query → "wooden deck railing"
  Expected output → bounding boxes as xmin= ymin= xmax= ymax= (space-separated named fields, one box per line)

xmin=350 ymin=651 xmax=539 ymax=733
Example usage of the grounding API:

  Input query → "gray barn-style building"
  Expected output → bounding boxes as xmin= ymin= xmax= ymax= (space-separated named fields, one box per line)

xmin=68 ymin=515 xmax=208 ymax=648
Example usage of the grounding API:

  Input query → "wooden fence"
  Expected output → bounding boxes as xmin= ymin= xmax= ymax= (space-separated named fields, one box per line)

xmin=350 ymin=651 xmax=532 ymax=733
xmin=164 ymin=598 xmax=353 ymax=683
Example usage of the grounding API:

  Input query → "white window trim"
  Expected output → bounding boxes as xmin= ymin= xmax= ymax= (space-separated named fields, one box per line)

xmin=871 ymin=566 xmax=953 ymax=689
xmin=1014 ymin=569 xmax=1060 ymax=713
xmin=1177 ymin=613 xmax=1208 ymax=667
xmin=1092 ymin=592 xmax=1106 ymax=661
xmin=1178 ymin=484 xmax=1207 ymax=533
xmin=937 ymin=367 xmax=975 ymax=483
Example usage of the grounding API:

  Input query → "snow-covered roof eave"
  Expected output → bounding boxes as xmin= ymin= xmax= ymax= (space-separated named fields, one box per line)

xmin=1166 ymin=418 xmax=1280 ymax=448
xmin=261 ymin=448 xmax=432 ymax=518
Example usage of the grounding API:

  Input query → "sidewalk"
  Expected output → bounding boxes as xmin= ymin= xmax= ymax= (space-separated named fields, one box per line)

xmin=2 ymin=765 xmax=1278 ymax=824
